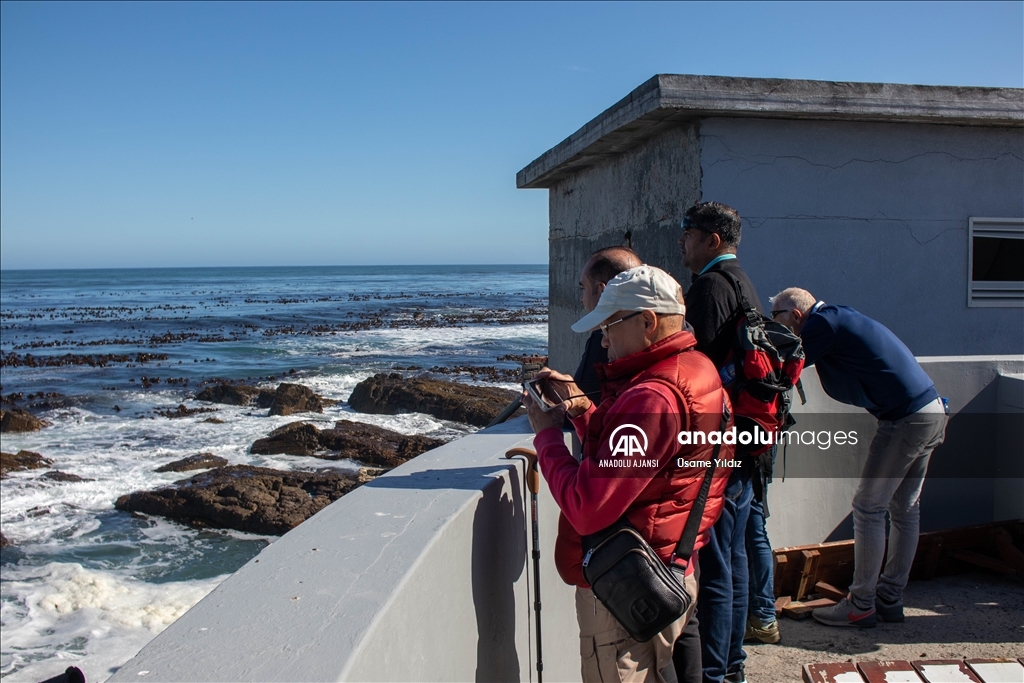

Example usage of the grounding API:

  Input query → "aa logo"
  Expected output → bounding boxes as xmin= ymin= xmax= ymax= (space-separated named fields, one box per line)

xmin=609 ymin=424 xmax=649 ymax=458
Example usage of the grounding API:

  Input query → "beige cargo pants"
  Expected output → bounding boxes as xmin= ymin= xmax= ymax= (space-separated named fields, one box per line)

xmin=575 ymin=569 xmax=698 ymax=683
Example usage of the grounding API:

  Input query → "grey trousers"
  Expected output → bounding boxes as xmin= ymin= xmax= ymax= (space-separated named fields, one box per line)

xmin=849 ymin=398 xmax=947 ymax=608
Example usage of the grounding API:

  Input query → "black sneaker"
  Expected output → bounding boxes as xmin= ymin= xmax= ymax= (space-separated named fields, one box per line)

xmin=725 ymin=663 xmax=746 ymax=683
xmin=876 ymin=595 xmax=905 ymax=623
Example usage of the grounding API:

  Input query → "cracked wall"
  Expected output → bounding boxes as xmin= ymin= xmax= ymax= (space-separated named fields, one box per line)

xmin=547 ymin=124 xmax=701 ymax=372
xmin=698 ymin=117 xmax=1024 ymax=356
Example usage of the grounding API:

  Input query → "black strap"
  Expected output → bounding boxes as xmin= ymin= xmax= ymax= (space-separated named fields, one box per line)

xmin=711 ymin=267 xmax=759 ymax=327
xmin=796 ymin=378 xmax=807 ymax=405
xmin=673 ymin=402 xmax=730 ymax=565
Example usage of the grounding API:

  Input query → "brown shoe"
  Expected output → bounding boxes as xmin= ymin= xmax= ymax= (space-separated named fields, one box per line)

xmin=743 ymin=616 xmax=781 ymax=644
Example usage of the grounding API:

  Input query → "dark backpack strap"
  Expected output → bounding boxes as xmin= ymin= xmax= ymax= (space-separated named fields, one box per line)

xmin=796 ymin=378 xmax=807 ymax=405
xmin=711 ymin=266 xmax=760 ymax=327
xmin=672 ymin=403 xmax=730 ymax=565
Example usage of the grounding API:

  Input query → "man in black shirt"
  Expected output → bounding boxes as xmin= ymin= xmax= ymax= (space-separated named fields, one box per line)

xmin=680 ymin=202 xmax=777 ymax=683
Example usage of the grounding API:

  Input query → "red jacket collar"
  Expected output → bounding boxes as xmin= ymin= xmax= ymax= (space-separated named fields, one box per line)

xmin=595 ymin=331 xmax=697 ymax=391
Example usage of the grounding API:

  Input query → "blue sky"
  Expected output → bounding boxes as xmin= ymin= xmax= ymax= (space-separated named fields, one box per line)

xmin=1 ymin=1 xmax=1021 ymax=270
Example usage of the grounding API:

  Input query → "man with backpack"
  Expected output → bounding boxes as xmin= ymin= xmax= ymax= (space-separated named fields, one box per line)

xmin=680 ymin=202 xmax=802 ymax=683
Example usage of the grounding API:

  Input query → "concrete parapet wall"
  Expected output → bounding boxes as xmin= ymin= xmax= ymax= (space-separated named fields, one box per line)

xmin=108 ymin=418 xmax=581 ymax=683
xmin=766 ymin=356 xmax=1024 ymax=548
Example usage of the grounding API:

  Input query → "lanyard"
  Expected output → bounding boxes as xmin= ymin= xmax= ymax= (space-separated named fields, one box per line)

xmin=698 ymin=253 xmax=737 ymax=276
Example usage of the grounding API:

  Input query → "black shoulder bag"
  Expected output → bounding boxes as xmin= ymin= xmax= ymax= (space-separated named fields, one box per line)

xmin=580 ymin=407 xmax=729 ymax=643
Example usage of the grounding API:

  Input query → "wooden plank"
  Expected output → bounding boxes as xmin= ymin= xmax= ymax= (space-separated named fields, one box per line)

xmin=949 ymin=549 xmax=1016 ymax=574
xmin=775 ymin=595 xmax=792 ymax=617
xmin=803 ymin=662 xmax=864 ymax=683
xmin=774 ymin=553 xmax=788 ymax=598
xmin=815 ymin=581 xmax=848 ymax=602
xmin=782 ymin=597 xmax=836 ymax=620
xmin=858 ymin=661 xmax=923 ymax=683
xmin=775 ymin=540 xmax=855 ymax=598
xmin=966 ymin=658 xmax=1024 ymax=683
xmin=919 ymin=520 xmax=1024 ymax=554
xmin=777 ymin=520 xmax=1024 ymax=598
xmin=993 ymin=528 xmax=1024 ymax=576
xmin=913 ymin=660 xmax=982 ymax=683
xmin=797 ymin=549 xmax=821 ymax=601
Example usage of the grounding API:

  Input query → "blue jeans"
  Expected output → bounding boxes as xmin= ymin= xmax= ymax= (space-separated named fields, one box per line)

xmin=745 ymin=491 xmax=775 ymax=623
xmin=746 ymin=447 xmax=776 ymax=624
xmin=697 ymin=469 xmax=753 ymax=683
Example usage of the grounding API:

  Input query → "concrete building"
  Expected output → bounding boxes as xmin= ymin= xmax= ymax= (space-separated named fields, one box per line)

xmin=516 ymin=75 xmax=1024 ymax=374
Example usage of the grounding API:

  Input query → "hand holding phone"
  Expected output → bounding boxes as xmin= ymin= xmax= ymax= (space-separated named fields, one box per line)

xmin=523 ymin=377 xmax=565 ymax=412
xmin=522 ymin=368 xmax=592 ymax=418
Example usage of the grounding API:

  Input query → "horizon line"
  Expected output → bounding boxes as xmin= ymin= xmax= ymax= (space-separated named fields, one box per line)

xmin=0 ymin=263 xmax=550 ymax=273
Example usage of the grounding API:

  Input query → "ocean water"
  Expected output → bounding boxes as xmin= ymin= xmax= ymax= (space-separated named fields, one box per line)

xmin=0 ymin=265 xmax=547 ymax=682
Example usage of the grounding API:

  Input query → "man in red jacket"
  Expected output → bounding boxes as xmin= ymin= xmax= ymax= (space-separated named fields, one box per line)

xmin=524 ymin=265 xmax=733 ymax=683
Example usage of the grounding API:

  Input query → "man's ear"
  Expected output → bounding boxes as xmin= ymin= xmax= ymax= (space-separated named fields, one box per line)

xmin=791 ymin=308 xmax=805 ymax=330
xmin=643 ymin=310 xmax=658 ymax=333
xmin=596 ymin=281 xmax=606 ymax=294
xmin=706 ymin=232 xmax=723 ymax=251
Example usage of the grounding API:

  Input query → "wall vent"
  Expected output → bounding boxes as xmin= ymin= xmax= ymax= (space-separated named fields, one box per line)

xmin=968 ymin=218 xmax=1024 ymax=308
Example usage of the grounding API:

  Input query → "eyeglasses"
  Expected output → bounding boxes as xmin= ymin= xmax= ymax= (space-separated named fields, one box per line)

xmin=599 ymin=310 xmax=643 ymax=334
xmin=679 ymin=220 xmax=711 ymax=241
xmin=770 ymin=309 xmax=789 ymax=320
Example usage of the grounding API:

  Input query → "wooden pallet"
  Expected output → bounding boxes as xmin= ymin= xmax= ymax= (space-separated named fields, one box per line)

xmin=775 ymin=520 xmax=1024 ymax=606
xmin=803 ymin=658 xmax=1024 ymax=683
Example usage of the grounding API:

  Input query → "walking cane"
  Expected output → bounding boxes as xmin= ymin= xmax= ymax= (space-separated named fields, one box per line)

xmin=505 ymin=446 xmax=543 ymax=683
xmin=486 ymin=395 xmax=523 ymax=428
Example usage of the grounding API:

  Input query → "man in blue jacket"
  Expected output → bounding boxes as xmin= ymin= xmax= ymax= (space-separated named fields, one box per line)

xmin=770 ymin=288 xmax=947 ymax=628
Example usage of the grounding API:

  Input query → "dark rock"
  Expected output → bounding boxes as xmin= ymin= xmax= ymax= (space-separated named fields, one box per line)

xmin=40 ymin=471 xmax=93 ymax=483
xmin=348 ymin=373 xmax=520 ymax=427
xmin=0 ymin=532 xmax=8 ymax=548
xmin=38 ymin=666 xmax=85 ymax=683
xmin=250 ymin=422 xmax=322 ymax=456
xmin=202 ymin=417 xmax=225 ymax=424
xmin=195 ymin=384 xmax=275 ymax=407
xmin=114 ymin=465 xmax=368 ymax=535
xmin=268 ymin=383 xmax=324 ymax=416
xmin=1 ymin=450 xmax=53 ymax=478
xmin=0 ymin=408 xmax=49 ymax=433
xmin=318 ymin=420 xmax=445 ymax=468
xmin=155 ymin=404 xmax=218 ymax=419
xmin=155 ymin=453 xmax=229 ymax=473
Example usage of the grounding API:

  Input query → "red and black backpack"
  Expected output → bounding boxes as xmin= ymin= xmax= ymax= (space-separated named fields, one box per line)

xmin=713 ymin=269 xmax=805 ymax=458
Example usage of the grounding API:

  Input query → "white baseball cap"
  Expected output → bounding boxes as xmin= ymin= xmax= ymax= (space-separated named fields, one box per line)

xmin=571 ymin=265 xmax=686 ymax=333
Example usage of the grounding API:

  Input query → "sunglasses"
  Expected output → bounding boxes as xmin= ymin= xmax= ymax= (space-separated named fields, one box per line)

xmin=770 ymin=309 xmax=789 ymax=319
xmin=599 ymin=311 xmax=643 ymax=334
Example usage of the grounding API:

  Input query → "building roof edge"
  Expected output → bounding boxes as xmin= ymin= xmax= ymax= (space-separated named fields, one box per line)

xmin=517 ymin=74 xmax=1024 ymax=189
